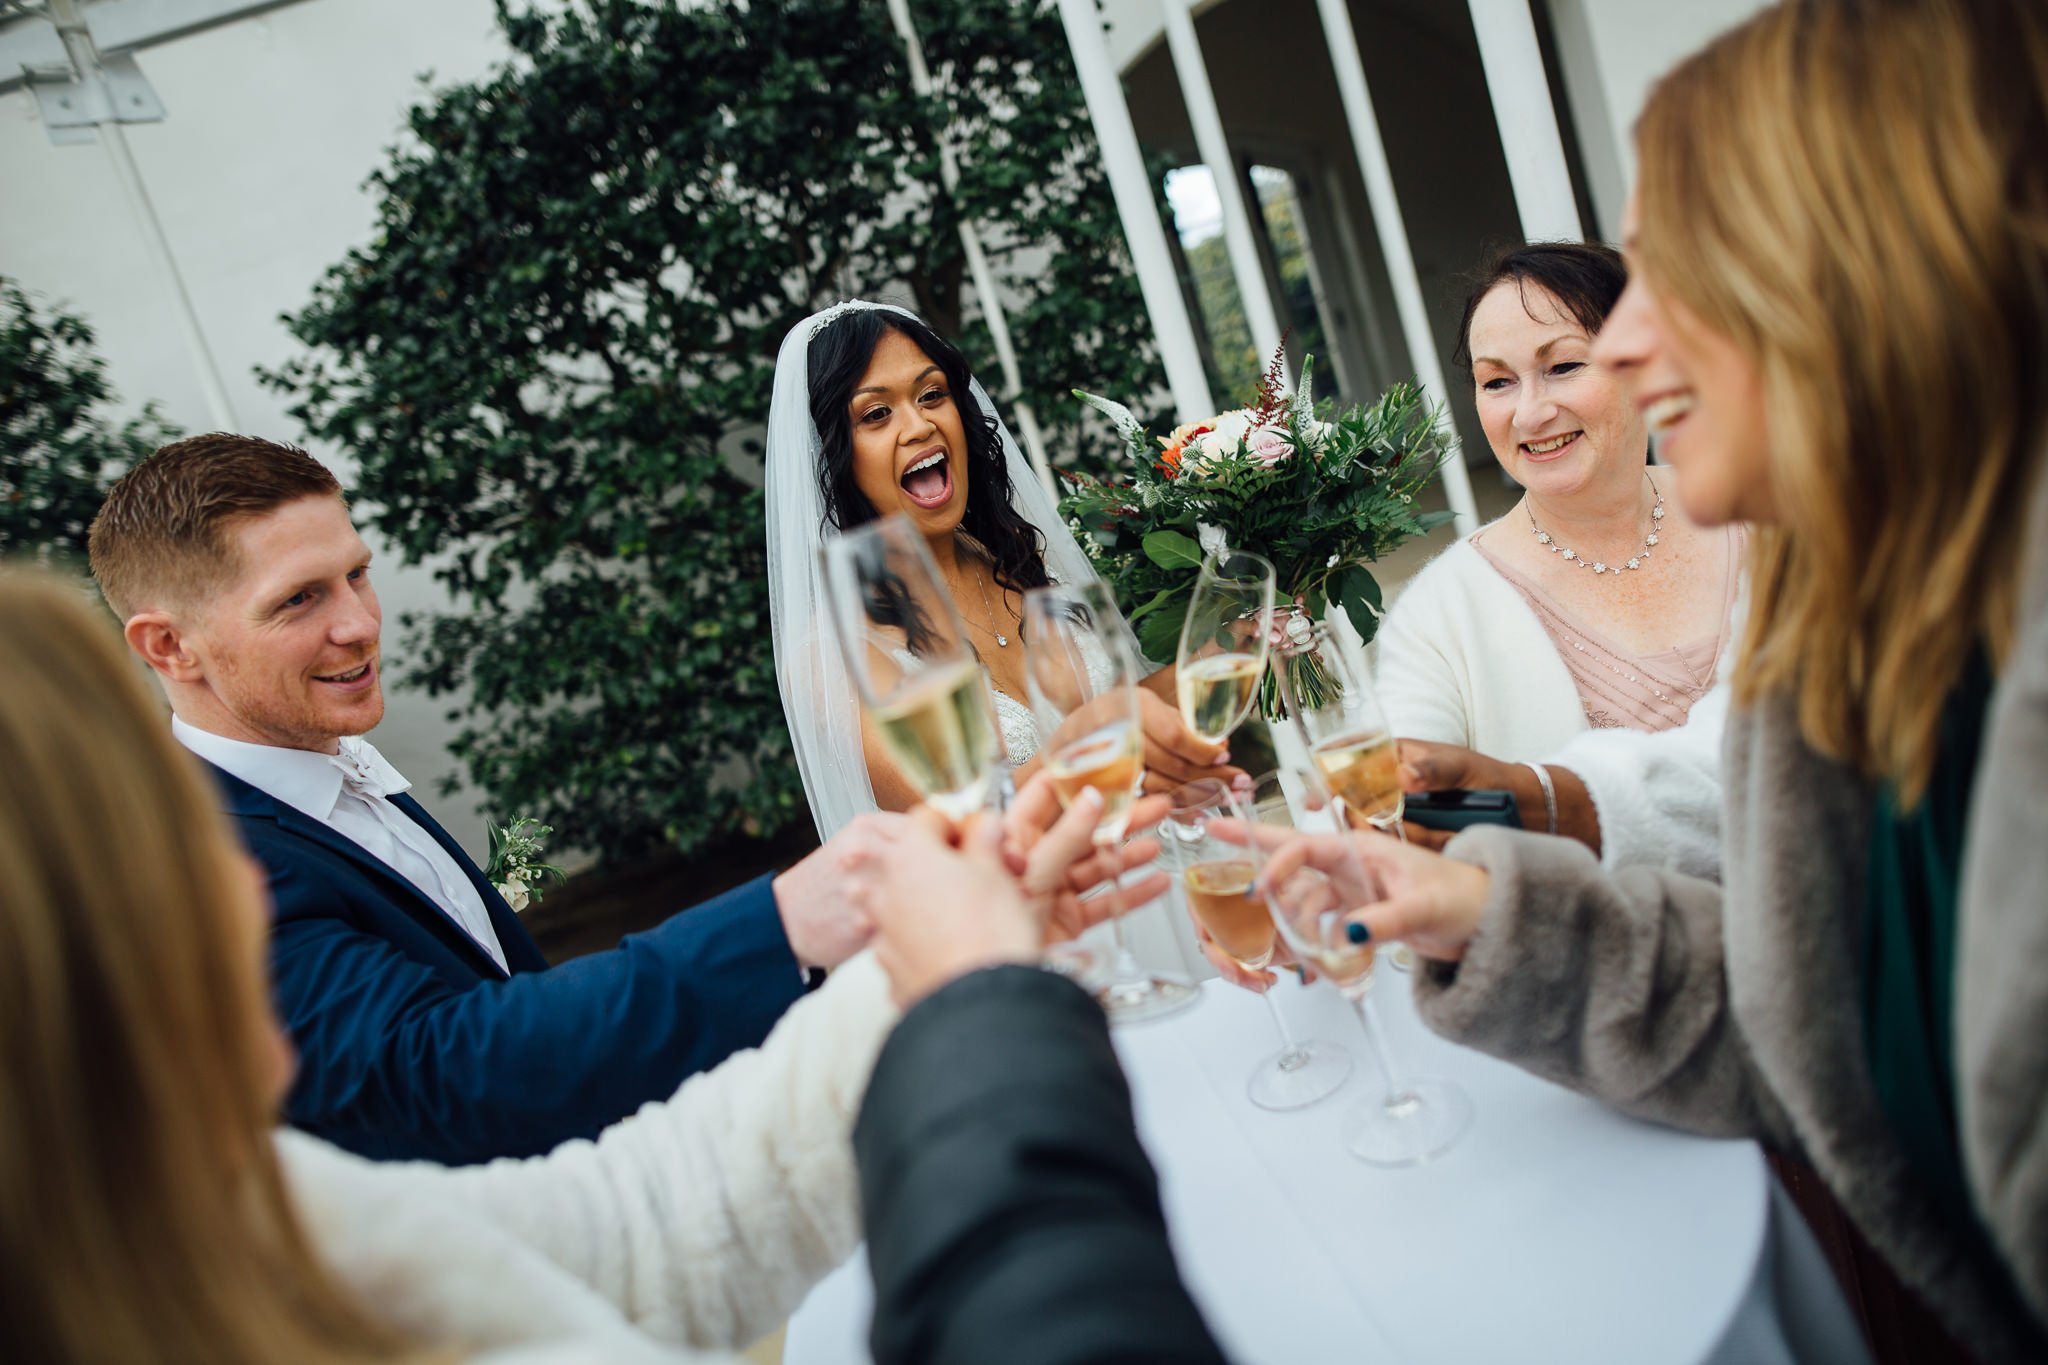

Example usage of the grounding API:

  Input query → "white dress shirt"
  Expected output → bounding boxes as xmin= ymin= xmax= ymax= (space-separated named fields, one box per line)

xmin=175 ymin=717 xmax=509 ymax=972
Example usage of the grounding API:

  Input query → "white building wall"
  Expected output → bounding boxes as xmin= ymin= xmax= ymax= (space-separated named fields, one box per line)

xmin=1548 ymin=0 xmax=1772 ymax=238
xmin=0 ymin=0 xmax=512 ymax=852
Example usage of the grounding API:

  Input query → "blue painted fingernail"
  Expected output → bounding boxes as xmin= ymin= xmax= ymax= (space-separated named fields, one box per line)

xmin=1345 ymin=922 xmax=1371 ymax=944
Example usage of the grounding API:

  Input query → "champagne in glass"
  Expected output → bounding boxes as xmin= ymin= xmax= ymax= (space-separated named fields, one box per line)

xmin=1166 ymin=776 xmax=1350 ymax=1110
xmin=1176 ymin=551 xmax=1277 ymax=744
xmin=870 ymin=656 xmax=1002 ymax=819
xmin=822 ymin=516 xmax=1001 ymax=819
xmin=1263 ymin=776 xmax=1474 ymax=1166
xmin=1025 ymin=581 xmax=1196 ymax=1023
xmin=1177 ymin=654 xmax=1265 ymax=742
xmin=1045 ymin=716 xmax=1145 ymax=837
xmin=1309 ymin=728 xmax=1404 ymax=832
xmin=1182 ymin=858 xmax=1273 ymax=966
xmin=1275 ymin=616 xmax=1410 ymax=841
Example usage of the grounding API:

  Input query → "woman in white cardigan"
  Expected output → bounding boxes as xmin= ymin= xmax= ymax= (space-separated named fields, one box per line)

xmin=0 ymin=571 xmax=1152 ymax=1365
xmin=1376 ymin=243 xmax=1740 ymax=880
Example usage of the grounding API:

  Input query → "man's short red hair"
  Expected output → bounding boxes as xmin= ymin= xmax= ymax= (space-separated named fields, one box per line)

xmin=88 ymin=433 xmax=344 ymax=619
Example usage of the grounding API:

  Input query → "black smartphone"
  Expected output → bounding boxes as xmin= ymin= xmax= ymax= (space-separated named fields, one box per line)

xmin=1402 ymin=788 xmax=1523 ymax=833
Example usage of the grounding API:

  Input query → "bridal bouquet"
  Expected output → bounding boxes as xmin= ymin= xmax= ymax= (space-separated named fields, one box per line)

xmin=1060 ymin=349 xmax=1451 ymax=712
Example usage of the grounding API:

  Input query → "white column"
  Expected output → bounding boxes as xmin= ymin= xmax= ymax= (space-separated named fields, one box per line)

xmin=1056 ymin=0 xmax=1216 ymax=421
xmin=1312 ymin=0 xmax=1479 ymax=536
xmin=1465 ymin=0 xmax=1585 ymax=243
xmin=1160 ymin=0 xmax=1288 ymax=385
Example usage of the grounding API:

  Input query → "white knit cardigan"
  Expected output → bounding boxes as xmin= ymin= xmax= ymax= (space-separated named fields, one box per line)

xmin=1374 ymin=535 xmax=1731 ymax=881
xmin=277 ymin=952 xmax=896 ymax=1364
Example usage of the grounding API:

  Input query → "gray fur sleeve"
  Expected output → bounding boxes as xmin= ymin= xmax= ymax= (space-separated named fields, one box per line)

xmin=1413 ymin=826 xmax=1797 ymax=1149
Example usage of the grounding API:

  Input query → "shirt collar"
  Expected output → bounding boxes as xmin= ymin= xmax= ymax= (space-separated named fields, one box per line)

xmin=171 ymin=716 xmax=369 ymax=823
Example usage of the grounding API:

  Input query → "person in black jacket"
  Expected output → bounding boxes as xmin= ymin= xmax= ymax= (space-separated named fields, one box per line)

xmin=849 ymin=797 xmax=1231 ymax=1364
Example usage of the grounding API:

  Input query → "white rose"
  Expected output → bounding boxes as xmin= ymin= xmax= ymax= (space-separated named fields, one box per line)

xmin=1195 ymin=409 xmax=1255 ymax=461
xmin=499 ymin=877 xmax=530 ymax=912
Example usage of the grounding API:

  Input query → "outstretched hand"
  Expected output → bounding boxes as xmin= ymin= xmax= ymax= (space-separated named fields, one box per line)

xmin=772 ymin=812 xmax=908 ymax=970
xmin=1002 ymin=772 xmax=1170 ymax=944
xmin=1209 ymin=818 xmax=1493 ymax=965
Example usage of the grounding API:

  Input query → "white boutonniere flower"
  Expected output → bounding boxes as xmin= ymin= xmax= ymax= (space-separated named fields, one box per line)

xmin=485 ymin=817 xmax=565 ymax=913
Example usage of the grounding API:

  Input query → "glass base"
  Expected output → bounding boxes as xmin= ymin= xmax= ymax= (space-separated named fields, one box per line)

xmin=1099 ymin=972 xmax=1199 ymax=1024
xmin=1342 ymin=1075 xmax=1473 ymax=1166
xmin=1247 ymin=1038 xmax=1352 ymax=1110
xmin=1040 ymin=941 xmax=1104 ymax=989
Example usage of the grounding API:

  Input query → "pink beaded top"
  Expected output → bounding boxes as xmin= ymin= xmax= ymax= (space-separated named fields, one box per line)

xmin=1471 ymin=525 xmax=1744 ymax=733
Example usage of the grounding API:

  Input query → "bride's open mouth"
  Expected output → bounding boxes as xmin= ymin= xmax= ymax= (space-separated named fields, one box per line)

xmin=899 ymin=449 xmax=954 ymax=510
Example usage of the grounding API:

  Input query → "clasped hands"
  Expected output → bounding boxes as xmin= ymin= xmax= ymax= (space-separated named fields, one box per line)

xmin=832 ymin=773 xmax=1171 ymax=1007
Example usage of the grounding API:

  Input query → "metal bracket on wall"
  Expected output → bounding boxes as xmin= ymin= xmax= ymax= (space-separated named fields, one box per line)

xmin=24 ymin=49 xmax=162 ymax=145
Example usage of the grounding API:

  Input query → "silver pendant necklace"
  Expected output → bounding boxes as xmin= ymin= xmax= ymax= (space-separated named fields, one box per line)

xmin=1527 ymin=472 xmax=1665 ymax=576
xmin=975 ymin=566 xmax=1010 ymax=647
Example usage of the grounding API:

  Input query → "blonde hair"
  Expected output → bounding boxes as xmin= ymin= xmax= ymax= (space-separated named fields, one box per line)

xmin=0 ymin=572 xmax=438 ymax=1363
xmin=1634 ymin=0 xmax=2048 ymax=803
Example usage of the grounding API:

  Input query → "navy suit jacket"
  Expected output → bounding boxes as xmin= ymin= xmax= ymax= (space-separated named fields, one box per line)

xmin=205 ymin=762 xmax=807 ymax=1164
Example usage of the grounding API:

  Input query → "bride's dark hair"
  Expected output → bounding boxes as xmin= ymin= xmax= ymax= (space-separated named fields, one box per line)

xmin=808 ymin=308 xmax=1050 ymax=602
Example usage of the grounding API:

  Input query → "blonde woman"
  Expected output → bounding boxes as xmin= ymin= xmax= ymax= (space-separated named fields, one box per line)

xmin=1249 ymin=2 xmax=2048 ymax=1360
xmin=0 ymin=572 xmax=1199 ymax=1362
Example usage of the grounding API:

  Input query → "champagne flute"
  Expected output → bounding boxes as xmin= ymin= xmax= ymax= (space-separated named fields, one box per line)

xmin=1024 ymin=580 xmax=1196 ymax=1023
xmin=1166 ymin=775 xmax=1350 ymax=1109
xmin=821 ymin=515 xmax=1001 ymax=819
xmin=1276 ymin=617 xmax=1406 ymax=840
xmin=1264 ymin=769 xmax=1473 ymax=1166
xmin=1175 ymin=550 xmax=1276 ymax=744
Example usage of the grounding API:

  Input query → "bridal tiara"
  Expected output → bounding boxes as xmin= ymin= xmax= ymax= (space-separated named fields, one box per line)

xmin=804 ymin=298 xmax=914 ymax=340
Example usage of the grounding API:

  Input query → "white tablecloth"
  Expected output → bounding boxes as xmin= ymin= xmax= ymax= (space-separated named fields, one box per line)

xmin=788 ymin=962 xmax=1869 ymax=1364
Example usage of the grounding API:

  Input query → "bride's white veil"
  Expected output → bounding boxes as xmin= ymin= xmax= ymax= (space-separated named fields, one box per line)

xmin=764 ymin=300 xmax=1109 ymax=839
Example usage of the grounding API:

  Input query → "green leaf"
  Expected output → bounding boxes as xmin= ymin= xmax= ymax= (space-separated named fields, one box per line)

xmin=1333 ymin=565 xmax=1383 ymax=645
xmin=1141 ymin=529 xmax=1203 ymax=571
xmin=1123 ymin=585 xmax=1179 ymax=626
xmin=1415 ymin=510 xmax=1457 ymax=533
xmin=1136 ymin=595 xmax=1190 ymax=666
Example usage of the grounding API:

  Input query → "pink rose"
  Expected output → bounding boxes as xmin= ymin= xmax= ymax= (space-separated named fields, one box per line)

xmin=1247 ymin=425 xmax=1294 ymax=466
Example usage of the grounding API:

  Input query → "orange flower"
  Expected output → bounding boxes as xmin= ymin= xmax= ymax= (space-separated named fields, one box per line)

xmin=1157 ymin=422 xmax=1212 ymax=478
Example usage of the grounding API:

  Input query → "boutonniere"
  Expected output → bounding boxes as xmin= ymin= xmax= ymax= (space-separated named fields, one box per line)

xmin=484 ymin=816 xmax=566 ymax=912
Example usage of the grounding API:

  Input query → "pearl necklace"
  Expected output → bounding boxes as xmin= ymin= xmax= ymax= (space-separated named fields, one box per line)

xmin=974 ymin=566 xmax=1010 ymax=647
xmin=1527 ymin=473 xmax=1665 ymax=577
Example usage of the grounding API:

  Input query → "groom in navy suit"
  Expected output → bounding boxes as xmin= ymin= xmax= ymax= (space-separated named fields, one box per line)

xmin=90 ymin=434 xmax=881 ymax=1164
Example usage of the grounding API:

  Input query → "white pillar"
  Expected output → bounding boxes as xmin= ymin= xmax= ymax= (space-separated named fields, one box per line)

xmin=1056 ymin=0 xmax=1216 ymax=421
xmin=1465 ymin=0 xmax=1585 ymax=243
xmin=1160 ymin=0 xmax=1288 ymax=386
xmin=1312 ymin=0 xmax=1479 ymax=537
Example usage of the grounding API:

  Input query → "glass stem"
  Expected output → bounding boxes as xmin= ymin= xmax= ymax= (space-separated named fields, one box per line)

xmin=1100 ymin=840 xmax=1141 ymax=985
xmin=1350 ymin=990 xmax=1418 ymax=1111
xmin=1261 ymin=987 xmax=1309 ymax=1070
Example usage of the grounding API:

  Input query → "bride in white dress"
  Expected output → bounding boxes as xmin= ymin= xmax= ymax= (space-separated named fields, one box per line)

xmin=764 ymin=301 xmax=1229 ymax=976
xmin=764 ymin=299 xmax=1236 ymax=839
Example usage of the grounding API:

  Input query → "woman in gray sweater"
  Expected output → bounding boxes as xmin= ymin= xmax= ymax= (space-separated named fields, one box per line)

xmin=1251 ymin=2 xmax=2048 ymax=1360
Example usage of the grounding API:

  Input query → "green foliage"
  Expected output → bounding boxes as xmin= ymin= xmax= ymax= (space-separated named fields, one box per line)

xmin=0 ymin=278 xmax=179 ymax=568
xmin=262 ymin=0 xmax=1164 ymax=864
xmin=1062 ymin=363 xmax=1451 ymax=670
